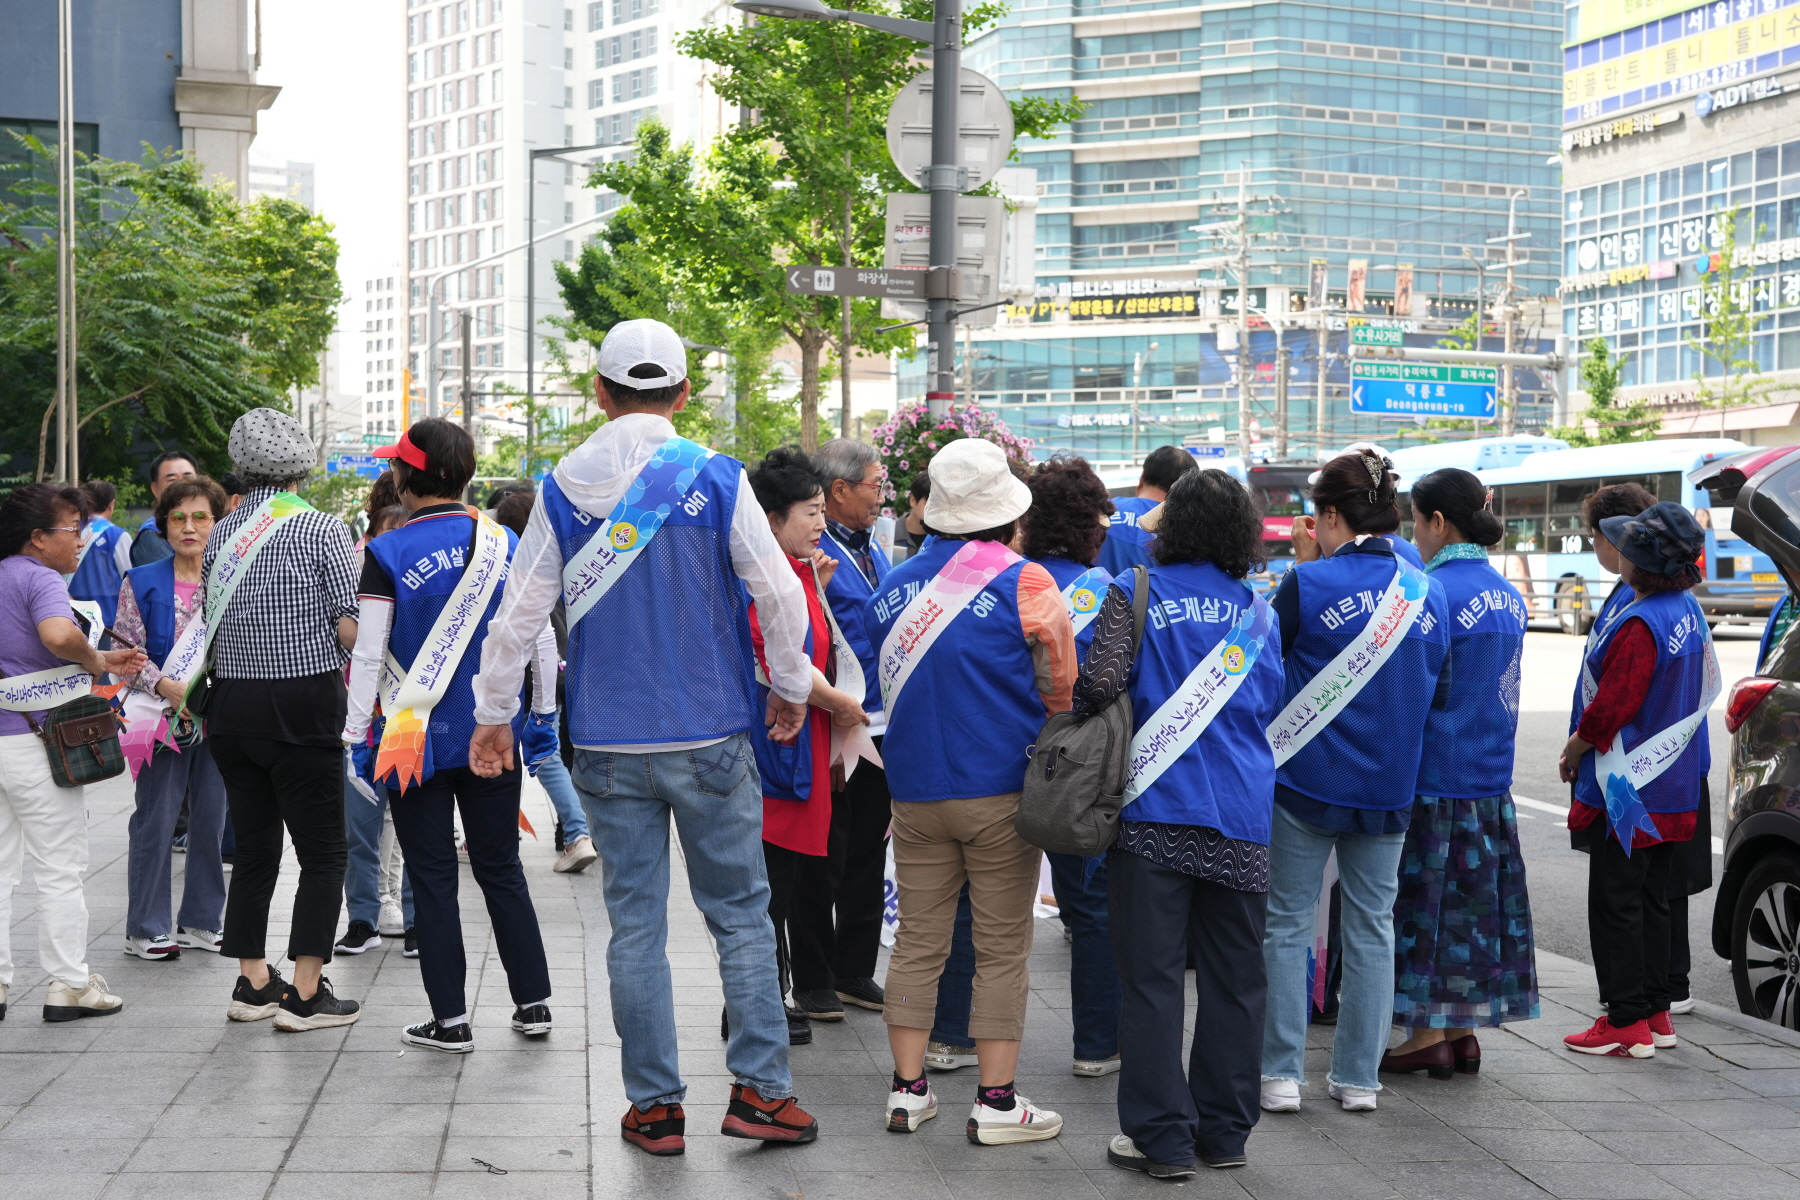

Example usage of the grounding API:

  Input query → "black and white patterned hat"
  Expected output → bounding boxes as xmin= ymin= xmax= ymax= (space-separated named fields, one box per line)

xmin=229 ymin=408 xmax=316 ymax=478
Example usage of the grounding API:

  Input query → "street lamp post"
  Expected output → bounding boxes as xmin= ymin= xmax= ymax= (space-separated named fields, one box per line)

xmin=524 ymin=143 xmax=608 ymax=433
xmin=732 ymin=0 xmax=953 ymax=412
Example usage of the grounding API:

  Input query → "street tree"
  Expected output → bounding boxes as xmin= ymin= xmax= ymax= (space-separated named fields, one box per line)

xmin=1688 ymin=206 xmax=1788 ymax=434
xmin=1555 ymin=337 xmax=1654 ymax=446
xmin=0 ymin=143 xmax=342 ymax=483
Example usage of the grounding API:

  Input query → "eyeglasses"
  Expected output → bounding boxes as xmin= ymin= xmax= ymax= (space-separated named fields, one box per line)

xmin=38 ymin=526 xmax=81 ymax=536
xmin=167 ymin=511 xmax=216 ymax=526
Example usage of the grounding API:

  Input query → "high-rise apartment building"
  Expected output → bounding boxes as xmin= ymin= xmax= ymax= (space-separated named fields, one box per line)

xmin=248 ymin=158 xmax=316 ymax=210
xmin=904 ymin=0 xmax=1566 ymax=466
xmin=403 ymin=0 xmax=725 ymax=441
xmin=1558 ymin=0 xmax=1800 ymax=445
xmin=360 ymin=269 xmax=405 ymax=436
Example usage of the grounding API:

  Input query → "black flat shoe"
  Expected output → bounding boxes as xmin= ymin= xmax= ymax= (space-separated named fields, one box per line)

xmin=835 ymin=977 xmax=885 ymax=1010
xmin=791 ymin=987 xmax=845 ymax=1021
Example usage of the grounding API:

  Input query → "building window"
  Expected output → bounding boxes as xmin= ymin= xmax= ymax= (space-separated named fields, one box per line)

xmin=588 ymin=79 xmax=606 ymax=108
xmin=613 ymin=67 xmax=656 ymax=104
xmin=588 ymin=1 xmax=604 ymax=29
xmin=612 ymin=0 xmax=657 ymax=23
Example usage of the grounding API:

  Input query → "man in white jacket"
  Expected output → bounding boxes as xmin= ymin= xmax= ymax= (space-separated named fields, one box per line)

xmin=469 ymin=319 xmax=819 ymax=1156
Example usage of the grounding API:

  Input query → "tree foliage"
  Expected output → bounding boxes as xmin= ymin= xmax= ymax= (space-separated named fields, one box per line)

xmin=0 ymin=142 xmax=343 ymax=484
xmin=1690 ymin=207 xmax=1782 ymax=422
xmin=1554 ymin=337 xmax=1654 ymax=446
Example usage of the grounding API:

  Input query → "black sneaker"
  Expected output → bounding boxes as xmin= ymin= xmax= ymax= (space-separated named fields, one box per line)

xmin=786 ymin=1005 xmax=813 ymax=1046
xmin=1201 ymin=1152 xmax=1248 ymax=1169
xmin=402 ymin=1016 xmax=473 ymax=1053
xmin=512 ymin=1004 xmax=553 ymax=1036
xmin=273 ymin=976 xmax=361 ymax=1032
xmin=334 ymin=920 xmax=381 ymax=955
xmin=835 ymin=977 xmax=885 ymax=1011
xmin=227 ymin=968 xmax=286 ymax=1023
xmin=402 ymin=929 xmax=419 ymax=959
xmin=791 ymin=987 xmax=845 ymax=1021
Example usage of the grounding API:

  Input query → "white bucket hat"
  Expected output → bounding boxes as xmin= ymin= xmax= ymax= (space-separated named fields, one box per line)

xmin=923 ymin=438 xmax=1031 ymax=535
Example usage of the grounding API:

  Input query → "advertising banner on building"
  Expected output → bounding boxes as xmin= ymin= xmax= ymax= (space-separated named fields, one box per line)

xmin=1394 ymin=264 xmax=1413 ymax=318
xmin=1308 ymin=258 xmax=1328 ymax=309
xmin=1347 ymin=260 xmax=1368 ymax=313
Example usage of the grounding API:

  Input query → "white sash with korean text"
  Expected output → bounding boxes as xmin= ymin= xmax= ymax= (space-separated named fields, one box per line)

xmin=183 ymin=491 xmax=314 ymax=708
xmin=877 ymin=540 xmax=1022 ymax=716
xmin=1589 ymin=593 xmax=1721 ymax=799
xmin=0 ymin=663 xmax=93 ymax=712
xmin=560 ymin=436 xmax=715 ymax=627
xmin=1266 ymin=560 xmax=1430 ymax=766
xmin=120 ymin=606 xmax=210 ymax=777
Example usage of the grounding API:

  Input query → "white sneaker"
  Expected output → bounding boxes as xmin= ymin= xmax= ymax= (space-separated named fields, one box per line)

xmin=1669 ymin=996 xmax=1697 ymax=1015
xmin=966 ymin=1093 xmax=1063 ymax=1145
xmin=43 ymin=974 xmax=124 ymax=1021
xmin=124 ymin=935 xmax=181 ymax=962
xmin=1073 ymin=1054 xmax=1122 ymax=1077
xmin=554 ymin=834 xmax=598 ymax=874
xmin=377 ymin=900 xmax=406 ymax=937
xmin=885 ymin=1083 xmax=938 ymax=1132
xmin=924 ymin=1041 xmax=979 ymax=1071
xmin=1328 ymin=1082 xmax=1379 ymax=1112
xmin=175 ymin=927 xmax=223 ymax=953
xmin=1259 ymin=1078 xmax=1301 ymax=1113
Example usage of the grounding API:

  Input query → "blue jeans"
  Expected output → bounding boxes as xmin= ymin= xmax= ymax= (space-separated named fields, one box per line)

xmin=928 ymin=885 xmax=976 ymax=1048
xmin=574 ymin=735 xmax=790 ymax=1107
xmin=534 ymin=753 xmax=589 ymax=842
xmin=127 ymin=741 xmax=228 ymax=939
xmin=1261 ymin=804 xmax=1405 ymax=1091
xmin=344 ymin=770 xmax=413 ymax=931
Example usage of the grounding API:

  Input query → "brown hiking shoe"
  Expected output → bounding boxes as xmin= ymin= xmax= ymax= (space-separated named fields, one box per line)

xmin=721 ymin=1084 xmax=818 ymax=1143
xmin=621 ymin=1102 xmax=686 ymax=1156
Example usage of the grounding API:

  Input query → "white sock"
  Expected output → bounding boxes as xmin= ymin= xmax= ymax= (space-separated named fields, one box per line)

xmin=440 ymin=1014 xmax=469 ymax=1027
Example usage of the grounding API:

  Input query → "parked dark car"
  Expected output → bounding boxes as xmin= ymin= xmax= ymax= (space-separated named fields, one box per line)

xmin=1709 ymin=446 xmax=1800 ymax=1031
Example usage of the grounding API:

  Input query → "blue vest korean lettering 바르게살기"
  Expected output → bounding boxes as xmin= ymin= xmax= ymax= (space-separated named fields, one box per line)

xmin=541 ymin=455 xmax=758 ymax=746
xmin=1097 ymin=496 xmax=1159 ymax=577
xmin=817 ymin=525 xmax=891 ymax=715
xmin=866 ymin=538 xmax=1040 ymax=804
xmin=1115 ymin=561 xmax=1285 ymax=842
xmin=365 ymin=509 xmax=525 ymax=777
xmin=1414 ymin=556 xmax=1528 ymax=799
xmin=1277 ymin=546 xmax=1449 ymax=810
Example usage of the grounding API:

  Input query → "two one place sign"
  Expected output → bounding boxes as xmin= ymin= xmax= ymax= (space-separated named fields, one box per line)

xmin=786 ymin=266 xmax=924 ymax=300
xmin=1350 ymin=360 xmax=1498 ymax=419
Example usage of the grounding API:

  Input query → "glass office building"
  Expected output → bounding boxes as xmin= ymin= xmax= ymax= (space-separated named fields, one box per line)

xmin=898 ymin=0 xmax=1567 ymax=467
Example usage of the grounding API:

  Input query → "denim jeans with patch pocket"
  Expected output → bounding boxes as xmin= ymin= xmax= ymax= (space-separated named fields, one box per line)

xmin=573 ymin=734 xmax=792 ymax=1108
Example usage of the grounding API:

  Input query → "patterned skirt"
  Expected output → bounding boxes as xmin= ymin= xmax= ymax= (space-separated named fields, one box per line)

xmin=1392 ymin=792 xmax=1539 ymax=1029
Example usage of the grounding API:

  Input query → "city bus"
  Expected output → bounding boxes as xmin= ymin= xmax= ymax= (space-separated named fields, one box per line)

xmin=1395 ymin=438 xmax=1783 ymax=633
xmin=1099 ymin=452 xmax=1314 ymax=581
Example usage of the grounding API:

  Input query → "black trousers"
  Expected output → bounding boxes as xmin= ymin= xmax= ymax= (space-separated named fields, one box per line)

xmin=1108 ymin=849 xmax=1268 ymax=1166
xmin=764 ymin=841 xmax=809 ymax=999
xmin=389 ymin=764 xmax=551 ymax=1020
xmin=212 ymin=736 xmax=346 ymax=963
xmin=788 ymin=755 xmax=891 ymax=991
xmin=1587 ymin=832 xmax=1678 ymax=1025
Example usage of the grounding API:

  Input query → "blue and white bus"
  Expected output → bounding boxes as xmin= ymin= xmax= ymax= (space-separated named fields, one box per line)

xmin=1394 ymin=438 xmax=1783 ymax=633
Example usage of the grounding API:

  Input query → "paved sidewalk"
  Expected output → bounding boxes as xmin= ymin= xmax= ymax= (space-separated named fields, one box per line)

xmin=4 ymin=776 xmax=1800 ymax=1198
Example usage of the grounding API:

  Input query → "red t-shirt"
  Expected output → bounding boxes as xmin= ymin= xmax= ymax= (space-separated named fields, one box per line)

xmin=750 ymin=554 xmax=834 ymax=856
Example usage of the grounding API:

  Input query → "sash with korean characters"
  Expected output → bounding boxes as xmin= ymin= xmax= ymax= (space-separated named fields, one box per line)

xmin=0 ymin=662 xmax=94 ymax=713
xmin=182 ymin=491 xmax=316 ymax=708
xmin=374 ymin=511 xmax=511 ymax=793
xmin=119 ymin=604 xmax=209 ymax=779
xmin=69 ymin=600 xmax=103 ymax=647
xmin=877 ymin=540 xmax=1022 ymax=715
xmin=1266 ymin=559 xmax=1431 ymax=766
xmin=1060 ymin=567 xmax=1110 ymax=637
xmin=1585 ymin=592 xmax=1720 ymax=852
xmin=1124 ymin=594 xmax=1273 ymax=802
xmin=561 ymin=436 xmax=715 ymax=627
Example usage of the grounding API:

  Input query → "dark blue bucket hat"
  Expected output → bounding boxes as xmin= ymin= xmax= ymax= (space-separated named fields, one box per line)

xmin=1598 ymin=501 xmax=1705 ymax=586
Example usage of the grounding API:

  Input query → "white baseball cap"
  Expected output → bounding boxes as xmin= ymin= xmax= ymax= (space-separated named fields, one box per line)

xmin=923 ymin=439 xmax=1032 ymax=535
xmin=598 ymin=318 xmax=687 ymax=389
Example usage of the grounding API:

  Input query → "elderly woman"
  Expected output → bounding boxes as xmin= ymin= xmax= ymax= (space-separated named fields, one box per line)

xmin=0 ymin=483 xmax=146 ymax=1022
xmin=207 ymin=409 xmax=362 ymax=1032
xmin=1559 ymin=501 xmax=1713 ymax=1059
xmin=115 ymin=476 xmax=233 ymax=963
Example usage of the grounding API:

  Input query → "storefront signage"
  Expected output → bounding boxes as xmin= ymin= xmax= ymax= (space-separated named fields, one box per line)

xmin=1562 ymin=0 xmax=1800 ymax=124
xmin=1350 ymin=362 xmax=1498 ymax=420
xmin=1069 ymin=293 xmax=1200 ymax=320
xmin=1695 ymin=72 xmax=1786 ymax=113
xmin=1560 ymin=259 xmax=1680 ymax=294
xmin=1561 ymin=108 xmax=1683 ymax=152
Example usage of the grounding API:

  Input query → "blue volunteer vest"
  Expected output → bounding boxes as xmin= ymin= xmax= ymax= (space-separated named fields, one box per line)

xmin=818 ymin=525 xmax=891 ymax=714
xmin=1385 ymin=534 xmax=1425 ymax=569
xmin=1573 ymin=588 xmax=1710 ymax=816
xmin=70 ymin=519 xmax=128 ymax=630
xmin=1415 ymin=557 xmax=1528 ymax=799
xmin=1276 ymin=544 xmax=1449 ymax=810
xmin=866 ymin=538 xmax=1042 ymax=803
xmin=1569 ymin=581 xmax=1633 ymax=735
xmin=1098 ymin=496 xmax=1159 ymax=577
xmin=365 ymin=510 xmax=524 ymax=774
xmin=541 ymin=456 xmax=758 ymax=746
xmin=1116 ymin=562 xmax=1284 ymax=843
xmin=1030 ymin=555 xmax=1111 ymax=666
xmin=125 ymin=556 xmax=181 ymax=666
xmin=747 ymin=578 xmax=819 ymax=803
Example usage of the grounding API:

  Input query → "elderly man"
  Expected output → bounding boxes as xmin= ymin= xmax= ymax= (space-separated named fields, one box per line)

xmin=130 ymin=451 xmax=199 ymax=567
xmin=795 ymin=438 xmax=895 ymax=1021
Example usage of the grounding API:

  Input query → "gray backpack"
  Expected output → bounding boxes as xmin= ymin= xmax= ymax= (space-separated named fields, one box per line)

xmin=1015 ymin=566 xmax=1149 ymax=857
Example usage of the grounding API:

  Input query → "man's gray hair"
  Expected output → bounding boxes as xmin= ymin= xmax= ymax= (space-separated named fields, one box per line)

xmin=813 ymin=438 xmax=880 ymax=486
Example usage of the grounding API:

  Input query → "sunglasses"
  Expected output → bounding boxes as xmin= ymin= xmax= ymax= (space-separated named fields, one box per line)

xmin=167 ymin=510 xmax=216 ymax=526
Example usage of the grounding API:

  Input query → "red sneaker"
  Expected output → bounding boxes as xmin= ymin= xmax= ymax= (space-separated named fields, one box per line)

xmin=1648 ymin=1010 xmax=1678 ymax=1049
xmin=1564 ymin=1015 xmax=1655 ymax=1058
xmin=721 ymin=1084 xmax=819 ymax=1143
xmin=621 ymin=1102 xmax=686 ymax=1156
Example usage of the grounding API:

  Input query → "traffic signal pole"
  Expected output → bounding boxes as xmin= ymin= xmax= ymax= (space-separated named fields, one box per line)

xmin=925 ymin=0 xmax=962 ymax=417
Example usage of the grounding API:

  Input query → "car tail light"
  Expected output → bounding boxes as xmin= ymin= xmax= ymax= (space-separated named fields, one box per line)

xmin=1725 ymin=676 xmax=1781 ymax=733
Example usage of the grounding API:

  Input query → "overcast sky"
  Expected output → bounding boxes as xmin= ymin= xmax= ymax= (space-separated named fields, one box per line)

xmin=253 ymin=0 xmax=406 ymax=322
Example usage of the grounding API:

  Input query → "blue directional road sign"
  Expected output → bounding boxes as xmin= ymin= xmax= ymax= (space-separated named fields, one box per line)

xmin=328 ymin=454 xmax=384 ymax=479
xmin=1350 ymin=361 xmax=1497 ymax=419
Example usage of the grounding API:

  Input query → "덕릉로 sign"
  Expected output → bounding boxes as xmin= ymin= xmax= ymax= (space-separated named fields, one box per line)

xmin=1350 ymin=361 xmax=1497 ymax=419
